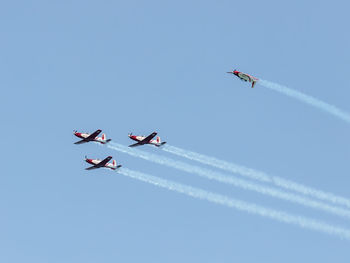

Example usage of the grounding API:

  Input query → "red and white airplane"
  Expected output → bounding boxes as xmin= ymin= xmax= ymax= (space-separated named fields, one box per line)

xmin=227 ymin=70 xmax=258 ymax=88
xmin=84 ymin=156 xmax=122 ymax=170
xmin=74 ymin=129 xmax=111 ymax=145
xmin=128 ymin=132 xmax=166 ymax=147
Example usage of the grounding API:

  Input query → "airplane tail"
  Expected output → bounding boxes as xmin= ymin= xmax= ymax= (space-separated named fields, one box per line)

xmin=112 ymin=160 xmax=122 ymax=170
xmin=112 ymin=160 xmax=117 ymax=169
xmin=155 ymin=137 xmax=166 ymax=147
xmin=101 ymin=134 xmax=112 ymax=143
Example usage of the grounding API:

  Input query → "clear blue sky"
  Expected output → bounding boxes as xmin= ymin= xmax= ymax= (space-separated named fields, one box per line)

xmin=1 ymin=0 xmax=350 ymax=262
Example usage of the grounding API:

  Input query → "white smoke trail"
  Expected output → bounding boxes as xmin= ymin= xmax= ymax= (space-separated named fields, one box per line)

xmin=119 ymin=167 xmax=350 ymax=240
xmin=163 ymin=145 xmax=350 ymax=209
xmin=259 ymin=79 xmax=350 ymax=123
xmin=107 ymin=143 xmax=350 ymax=219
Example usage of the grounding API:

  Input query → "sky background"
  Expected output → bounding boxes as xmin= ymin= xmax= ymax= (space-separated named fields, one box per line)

xmin=1 ymin=0 xmax=350 ymax=262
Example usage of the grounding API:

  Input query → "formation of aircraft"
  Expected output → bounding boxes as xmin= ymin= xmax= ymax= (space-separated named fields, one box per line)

xmin=74 ymin=129 xmax=111 ymax=145
xmin=227 ymin=69 xmax=258 ymax=88
xmin=74 ymin=68 xmax=256 ymax=171
xmin=74 ymin=129 xmax=166 ymax=171
xmin=85 ymin=156 xmax=121 ymax=170
xmin=128 ymin=132 xmax=166 ymax=147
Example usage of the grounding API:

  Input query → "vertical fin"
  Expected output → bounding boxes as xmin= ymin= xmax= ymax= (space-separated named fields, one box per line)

xmin=157 ymin=136 xmax=161 ymax=143
xmin=102 ymin=134 xmax=106 ymax=141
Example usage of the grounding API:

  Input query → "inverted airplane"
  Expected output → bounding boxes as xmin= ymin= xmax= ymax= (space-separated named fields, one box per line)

xmin=74 ymin=129 xmax=111 ymax=145
xmin=227 ymin=70 xmax=258 ymax=88
xmin=84 ymin=156 xmax=121 ymax=170
xmin=128 ymin=132 xmax=166 ymax=147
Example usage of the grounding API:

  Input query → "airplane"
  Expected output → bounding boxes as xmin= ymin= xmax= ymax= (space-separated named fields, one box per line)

xmin=73 ymin=129 xmax=111 ymax=145
xmin=128 ymin=132 xmax=166 ymax=147
xmin=84 ymin=156 xmax=122 ymax=170
xmin=227 ymin=70 xmax=258 ymax=88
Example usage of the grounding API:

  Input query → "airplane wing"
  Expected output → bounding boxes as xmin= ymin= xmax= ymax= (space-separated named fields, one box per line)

xmin=128 ymin=132 xmax=157 ymax=147
xmin=128 ymin=142 xmax=143 ymax=147
xmin=85 ymin=156 xmax=112 ymax=170
xmin=142 ymin=132 xmax=157 ymax=143
xmin=85 ymin=165 xmax=99 ymax=170
xmin=237 ymin=73 xmax=248 ymax=82
xmin=85 ymin=129 xmax=102 ymax=141
xmin=98 ymin=156 xmax=113 ymax=167
xmin=74 ymin=139 xmax=88 ymax=145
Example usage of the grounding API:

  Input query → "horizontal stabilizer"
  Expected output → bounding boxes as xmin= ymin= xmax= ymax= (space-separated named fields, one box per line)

xmin=155 ymin=142 xmax=167 ymax=147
